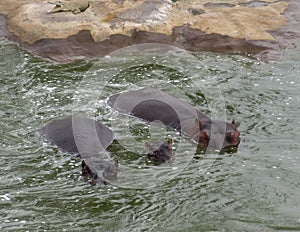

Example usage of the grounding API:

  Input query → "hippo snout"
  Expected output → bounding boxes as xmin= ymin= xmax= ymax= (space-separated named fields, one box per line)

xmin=196 ymin=119 xmax=241 ymax=150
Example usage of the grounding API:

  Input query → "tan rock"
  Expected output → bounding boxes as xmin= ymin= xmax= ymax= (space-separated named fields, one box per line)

xmin=2 ymin=0 xmax=288 ymax=43
xmin=0 ymin=0 xmax=298 ymax=62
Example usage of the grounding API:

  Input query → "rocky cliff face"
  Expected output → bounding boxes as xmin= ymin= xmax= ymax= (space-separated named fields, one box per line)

xmin=0 ymin=0 xmax=299 ymax=62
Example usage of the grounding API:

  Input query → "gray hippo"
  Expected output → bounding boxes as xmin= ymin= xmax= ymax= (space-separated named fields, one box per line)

xmin=145 ymin=138 xmax=175 ymax=163
xmin=41 ymin=116 xmax=172 ymax=185
xmin=108 ymin=87 xmax=240 ymax=151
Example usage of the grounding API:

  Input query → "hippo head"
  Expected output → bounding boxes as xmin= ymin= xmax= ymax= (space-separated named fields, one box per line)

xmin=145 ymin=139 xmax=175 ymax=163
xmin=223 ymin=120 xmax=241 ymax=149
xmin=194 ymin=119 xmax=241 ymax=150
xmin=81 ymin=160 xmax=119 ymax=185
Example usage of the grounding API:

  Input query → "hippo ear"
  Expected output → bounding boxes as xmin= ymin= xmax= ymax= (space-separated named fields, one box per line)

xmin=82 ymin=160 xmax=92 ymax=176
xmin=82 ymin=160 xmax=87 ymax=168
xmin=231 ymin=119 xmax=238 ymax=129
xmin=167 ymin=138 xmax=173 ymax=151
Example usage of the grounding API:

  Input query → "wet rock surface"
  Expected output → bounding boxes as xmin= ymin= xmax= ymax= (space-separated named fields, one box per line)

xmin=0 ymin=0 xmax=299 ymax=62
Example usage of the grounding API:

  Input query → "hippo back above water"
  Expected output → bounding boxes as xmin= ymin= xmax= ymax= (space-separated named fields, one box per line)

xmin=41 ymin=117 xmax=117 ymax=184
xmin=41 ymin=117 xmax=114 ymax=154
xmin=108 ymin=87 xmax=240 ymax=151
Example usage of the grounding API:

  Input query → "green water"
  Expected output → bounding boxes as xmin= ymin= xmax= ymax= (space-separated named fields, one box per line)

xmin=0 ymin=39 xmax=299 ymax=231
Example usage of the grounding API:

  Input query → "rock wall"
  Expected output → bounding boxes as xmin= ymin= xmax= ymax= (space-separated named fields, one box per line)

xmin=0 ymin=0 xmax=299 ymax=62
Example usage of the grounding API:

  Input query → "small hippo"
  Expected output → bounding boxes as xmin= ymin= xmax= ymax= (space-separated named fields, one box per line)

xmin=108 ymin=87 xmax=241 ymax=151
xmin=145 ymin=139 xmax=175 ymax=163
xmin=41 ymin=116 xmax=175 ymax=185
xmin=81 ymin=159 xmax=118 ymax=185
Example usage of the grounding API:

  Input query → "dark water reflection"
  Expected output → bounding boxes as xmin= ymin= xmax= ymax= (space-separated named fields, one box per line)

xmin=0 ymin=40 xmax=299 ymax=231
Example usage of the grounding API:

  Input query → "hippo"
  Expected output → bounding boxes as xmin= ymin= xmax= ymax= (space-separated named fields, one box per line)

xmin=108 ymin=87 xmax=241 ymax=151
xmin=41 ymin=116 xmax=114 ymax=154
xmin=41 ymin=116 xmax=173 ymax=185
xmin=145 ymin=139 xmax=175 ymax=163
xmin=41 ymin=117 xmax=118 ymax=184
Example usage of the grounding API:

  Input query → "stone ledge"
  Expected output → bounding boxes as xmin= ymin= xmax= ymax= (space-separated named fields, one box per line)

xmin=0 ymin=0 xmax=299 ymax=62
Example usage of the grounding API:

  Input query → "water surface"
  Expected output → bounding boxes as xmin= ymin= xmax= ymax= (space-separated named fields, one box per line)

xmin=0 ymin=40 xmax=299 ymax=231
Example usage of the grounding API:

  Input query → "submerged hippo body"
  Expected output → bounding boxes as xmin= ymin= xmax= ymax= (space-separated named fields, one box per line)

xmin=41 ymin=116 xmax=174 ymax=184
xmin=41 ymin=117 xmax=118 ymax=184
xmin=108 ymin=87 xmax=240 ymax=150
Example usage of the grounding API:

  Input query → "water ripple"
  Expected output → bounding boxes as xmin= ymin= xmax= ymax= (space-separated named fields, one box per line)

xmin=0 ymin=42 xmax=300 ymax=231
